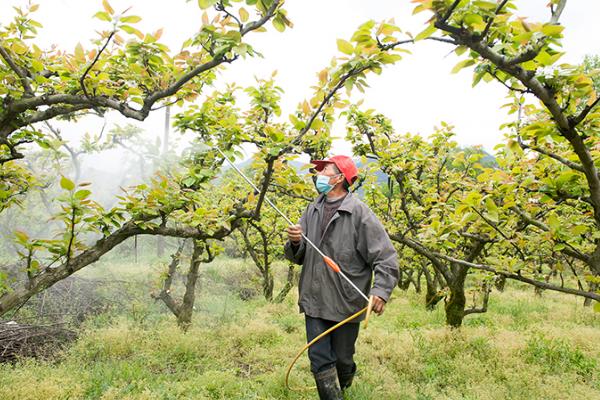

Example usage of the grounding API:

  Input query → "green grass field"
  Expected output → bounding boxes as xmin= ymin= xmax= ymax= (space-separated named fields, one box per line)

xmin=1 ymin=256 xmax=599 ymax=399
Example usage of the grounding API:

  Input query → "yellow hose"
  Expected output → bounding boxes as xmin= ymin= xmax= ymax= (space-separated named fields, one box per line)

xmin=285 ymin=302 xmax=371 ymax=391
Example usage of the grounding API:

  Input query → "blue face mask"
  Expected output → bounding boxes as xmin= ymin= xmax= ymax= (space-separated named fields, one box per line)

xmin=315 ymin=174 xmax=340 ymax=194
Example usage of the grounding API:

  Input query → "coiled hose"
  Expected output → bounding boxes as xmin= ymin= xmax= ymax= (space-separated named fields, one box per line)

xmin=285 ymin=296 xmax=373 ymax=391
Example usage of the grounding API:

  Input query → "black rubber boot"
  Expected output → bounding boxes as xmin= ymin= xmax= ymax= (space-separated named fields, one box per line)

xmin=338 ymin=364 xmax=356 ymax=390
xmin=314 ymin=366 xmax=343 ymax=400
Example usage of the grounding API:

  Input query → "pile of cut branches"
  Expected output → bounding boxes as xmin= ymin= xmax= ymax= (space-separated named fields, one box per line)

xmin=0 ymin=320 xmax=76 ymax=363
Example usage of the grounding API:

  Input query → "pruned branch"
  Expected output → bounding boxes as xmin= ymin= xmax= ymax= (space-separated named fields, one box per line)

xmin=253 ymin=157 xmax=276 ymax=219
xmin=376 ymin=36 xmax=457 ymax=52
xmin=27 ymin=104 xmax=90 ymax=126
xmin=464 ymin=283 xmax=490 ymax=315
xmin=470 ymin=205 xmax=527 ymax=260
xmin=286 ymin=66 xmax=369 ymax=153
xmin=570 ymin=96 xmax=600 ymax=127
xmin=216 ymin=1 xmax=243 ymax=30
xmin=430 ymin=249 xmax=600 ymax=302
xmin=487 ymin=67 xmax=532 ymax=94
xmin=441 ymin=0 xmax=462 ymax=24
xmin=504 ymin=42 xmax=545 ymax=66
xmin=550 ymin=0 xmax=567 ymax=25
xmin=65 ymin=205 xmax=77 ymax=272
xmin=480 ymin=0 xmax=510 ymax=41
xmin=240 ymin=223 xmax=264 ymax=273
xmin=80 ymin=31 xmax=116 ymax=99
xmin=0 ymin=138 xmax=25 ymax=164
xmin=517 ymin=135 xmax=586 ymax=173
xmin=460 ymin=231 xmax=496 ymax=243
xmin=270 ymin=182 xmax=312 ymax=202
xmin=240 ymin=0 xmax=281 ymax=35
xmin=509 ymin=205 xmax=591 ymax=263
xmin=388 ymin=233 xmax=454 ymax=283
xmin=152 ymin=240 xmax=187 ymax=316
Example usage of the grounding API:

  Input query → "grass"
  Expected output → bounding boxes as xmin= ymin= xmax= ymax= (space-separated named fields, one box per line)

xmin=1 ymin=256 xmax=599 ymax=399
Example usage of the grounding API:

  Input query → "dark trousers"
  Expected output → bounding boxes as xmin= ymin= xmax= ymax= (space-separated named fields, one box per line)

xmin=305 ymin=315 xmax=360 ymax=375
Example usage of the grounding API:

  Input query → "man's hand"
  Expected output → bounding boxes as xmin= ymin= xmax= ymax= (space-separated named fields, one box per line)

xmin=371 ymin=296 xmax=386 ymax=316
xmin=286 ymin=224 xmax=303 ymax=244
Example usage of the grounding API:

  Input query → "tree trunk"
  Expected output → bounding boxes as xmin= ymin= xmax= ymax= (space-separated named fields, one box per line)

xmin=177 ymin=241 xmax=202 ymax=331
xmin=274 ymin=264 xmax=295 ymax=303
xmin=584 ymin=282 xmax=598 ymax=307
xmin=494 ymin=275 xmax=506 ymax=292
xmin=413 ymin=268 xmax=423 ymax=293
xmin=423 ymin=266 xmax=444 ymax=310
xmin=262 ymin=269 xmax=274 ymax=302
xmin=397 ymin=269 xmax=412 ymax=291
xmin=444 ymin=264 xmax=468 ymax=328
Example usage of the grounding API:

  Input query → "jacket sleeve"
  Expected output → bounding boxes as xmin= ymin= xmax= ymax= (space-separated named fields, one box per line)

xmin=284 ymin=205 xmax=309 ymax=265
xmin=356 ymin=207 xmax=399 ymax=302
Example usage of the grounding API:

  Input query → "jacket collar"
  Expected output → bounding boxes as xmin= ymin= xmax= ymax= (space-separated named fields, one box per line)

xmin=314 ymin=191 xmax=357 ymax=214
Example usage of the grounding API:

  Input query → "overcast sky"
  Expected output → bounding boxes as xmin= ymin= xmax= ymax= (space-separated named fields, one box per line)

xmin=2 ymin=0 xmax=599 ymax=164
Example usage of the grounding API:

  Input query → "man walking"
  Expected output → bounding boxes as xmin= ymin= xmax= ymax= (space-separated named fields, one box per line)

xmin=284 ymin=155 xmax=399 ymax=399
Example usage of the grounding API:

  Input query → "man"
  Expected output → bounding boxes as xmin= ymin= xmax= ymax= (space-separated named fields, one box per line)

xmin=284 ymin=155 xmax=399 ymax=400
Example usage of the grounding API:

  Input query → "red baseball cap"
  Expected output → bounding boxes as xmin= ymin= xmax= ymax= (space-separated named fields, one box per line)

xmin=311 ymin=155 xmax=358 ymax=185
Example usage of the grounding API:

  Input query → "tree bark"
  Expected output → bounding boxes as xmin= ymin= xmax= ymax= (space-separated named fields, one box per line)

xmin=584 ymin=282 xmax=598 ymax=307
xmin=423 ymin=266 xmax=444 ymax=310
xmin=274 ymin=263 xmax=295 ymax=303
xmin=177 ymin=241 xmax=203 ymax=331
xmin=445 ymin=264 xmax=469 ymax=327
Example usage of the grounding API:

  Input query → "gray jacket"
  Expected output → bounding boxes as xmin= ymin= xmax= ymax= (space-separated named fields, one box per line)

xmin=284 ymin=192 xmax=399 ymax=322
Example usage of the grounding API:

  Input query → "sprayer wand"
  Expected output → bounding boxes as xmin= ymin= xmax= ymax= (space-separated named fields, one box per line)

xmin=215 ymin=146 xmax=369 ymax=303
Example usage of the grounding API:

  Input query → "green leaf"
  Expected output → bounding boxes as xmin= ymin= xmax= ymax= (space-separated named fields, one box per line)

xmin=547 ymin=213 xmax=560 ymax=232
xmin=121 ymin=25 xmax=144 ymax=39
xmin=60 ymin=176 xmax=75 ymax=191
xmin=74 ymin=43 xmax=85 ymax=61
xmin=182 ymin=177 xmax=196 ymax=187
xmin=31 ymin=59 xmax=44 ymax=72
xmin=198 ymin=0 xmax=218 ymax=9
xmin=473 ymin=1 xmax=497 ymax=11
xmin=414 ymin=23 xmax=436 ymax=41
xmin=541 ymin=24 xmax=565 ymax=37
xmin=93 ymin=11 xmax=112 ymax=22
xmin=484 ymin=197 xmax=499 ymax=222
xmin=336 ymin=39 xmax=354 ymax=55
xmin=536 ymin=51 xmax=563 ymax=67
xmin=74 ymin=190 xmax=92 ymax=200
xmin=455 ymin=46 xmax=467 ymax=56
xmin=120 ymin=15 xmax=142 ymax=23
xmin=594 ymin=302 xmax=600 ymax=313
xmin=309 ymin=118 xmax=324 ymax=130
xmin=14 ymin=230 xmax=29 ymax=243
xmin=102 ymin=0 xmax=114 ymax=14
xmin=11 ymin=41 xmax=28 ymax=55
xmin=289 ymin=114 xmax=305 ymax=130
xmin=239 ymin=7 xmax=249 ymax=22
xmin=571 ymin=225 xmax=587 ymax=235
xmin=378 ymin=53 xmax=402 ymax=64
xmin=463 ymin=14 xmax=484 ymax=29
xmin=451 ymin=59 xmax=475 ymax=74
xmin=464 ymin=191 xmax=482 ymax=207
xmin=272 ymin=15 xmax=286 ymax=32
